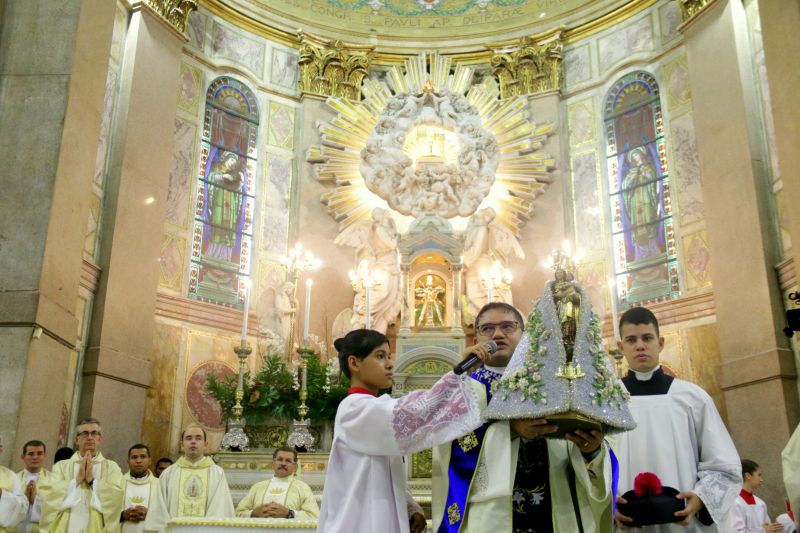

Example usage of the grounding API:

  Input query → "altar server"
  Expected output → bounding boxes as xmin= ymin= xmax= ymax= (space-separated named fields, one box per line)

xmin=613 ymin=307 xmax=742 ymax=531
xmin=120 ymin=444 xmax=159 ymax=533
xmin=38 ymin=418 xmax=124 ymax=532
xmin=143 ymin=426 xmax=233 ymax=531
xmin=316 ymin=329 xmax=485 ymax=533
xmin=727 ymin=460 xmax=782 ymax=532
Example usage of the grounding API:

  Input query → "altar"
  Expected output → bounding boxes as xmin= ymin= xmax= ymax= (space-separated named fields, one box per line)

xmin=166 ymin=517 xmax=434 ymax=532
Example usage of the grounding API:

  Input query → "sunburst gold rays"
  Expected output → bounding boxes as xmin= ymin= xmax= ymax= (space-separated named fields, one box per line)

xmin=310 ymin=51 xmax=555 ymax=234
xmin=387 ymin=51 xmax=474 ymax=96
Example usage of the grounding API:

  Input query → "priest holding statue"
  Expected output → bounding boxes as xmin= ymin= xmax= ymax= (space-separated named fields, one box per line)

xmin=433 ymin=249 xmax=635 ymax=533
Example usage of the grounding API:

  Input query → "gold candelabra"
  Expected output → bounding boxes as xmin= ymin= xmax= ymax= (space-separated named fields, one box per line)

xmin=220 ymin=340 xmax=253 ymax=451
xmin=349 ymin=268 xmax=381 ymax=329
xmin=286 ymin=345 xmax=317 ymax=451
xmin=281 ymin=243 xmax=320 ymax=353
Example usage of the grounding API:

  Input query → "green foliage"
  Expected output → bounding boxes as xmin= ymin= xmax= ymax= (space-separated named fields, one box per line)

xmin=205 ymin=354 xmax=348 ymax=425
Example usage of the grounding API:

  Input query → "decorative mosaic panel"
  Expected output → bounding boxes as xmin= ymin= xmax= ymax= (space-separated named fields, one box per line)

xmin=571 ymin=151 xmax=603 ymax=252
xmin=211 ymin=21 xmax=265 ymax=77
xmin=567 ymin=98 xmax=596 ymax=147
xmin=604 ymin=71 xmax=679 ymax=310
xmin=188 ymin=77 xmax=259 ymax=307
xmin=177 ymin=61 xmax=203 ymax=114
xmin=166 ymin=119 xmax=197 ymax=228
xmin=159 ymin=233 xmax=187 ymax=292
xmin=682 ymin=230 xmax=711 ymax=290
xmin=270 ymin=48 xmax=299 ymax=90
xmin=661 ymin=55 xmax=691 ymax=111
xmin=267 ymin=102 xmax=295 ymax=150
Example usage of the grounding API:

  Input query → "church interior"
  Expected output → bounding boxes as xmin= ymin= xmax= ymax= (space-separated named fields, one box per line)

xmin=3 ymin=0 xmax=800 ymax=527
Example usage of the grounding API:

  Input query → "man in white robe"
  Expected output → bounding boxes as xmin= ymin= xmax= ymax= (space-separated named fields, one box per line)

xmin=120 ymin=444 xmax=159 ymax=533
xmin=613 ymin=307 xmax=741 ymax=532
xmin=783 ymin=423 xmax=800 ymax=531
xmin=432 ymin=303 xmax=613 ymax=533
xmin=143 ymin=426 xmax=233 ymax=531
xmin=235 ymin=446 xmax=318 ymax=519
xmin=38 ymin=417 xmax=124 ymax=533
xmin=18 ymin=439 xmax=49 ymax=533
xmin=0 ymin=437 xmax=29 ymax=533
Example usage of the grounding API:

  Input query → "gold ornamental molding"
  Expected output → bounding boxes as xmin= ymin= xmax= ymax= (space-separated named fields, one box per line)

xmin=490 ymin=29 xmax=564 ymax=99
xmin=199 ymin=0 xmax=660 ymax=62
xmin=678 ymin=0 xmax=715 ymax=22
xmin=141 ymin=0 xmax=198 ymax=34
xmin=298 ymin=31 xmax=374 ymax=101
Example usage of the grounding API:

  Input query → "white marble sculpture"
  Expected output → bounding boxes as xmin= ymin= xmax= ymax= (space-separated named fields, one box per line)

xmin=359 ymin=88 xmax=500 ymax=219
xmin=334 ymin=207 xmax=402 ymax=333
xmin=461 ymin=207 xmax=525 ymax=320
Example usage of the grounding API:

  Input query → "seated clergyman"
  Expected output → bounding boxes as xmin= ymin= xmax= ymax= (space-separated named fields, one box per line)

xmin=236 ymin=446 xmax=319 ymax=520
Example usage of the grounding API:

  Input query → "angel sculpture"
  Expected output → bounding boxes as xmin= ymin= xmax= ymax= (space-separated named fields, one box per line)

xmin=334 ymin=207 xmax=402 ymax=333
xmin=462 ymin=207 xmax=525 ymax=321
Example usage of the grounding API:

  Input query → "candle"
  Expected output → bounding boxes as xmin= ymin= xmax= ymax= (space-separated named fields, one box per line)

xmin=241 ymin=281 xmax=250 ymax=342
xmin=487 ymin=282 xmax=494 ymax=303
xmin=365 ymin=277 xmax=372 ymax=329
xmin=609 ymin=277 xmax=620 ymax=341
xmin=303 ymin=279 xmax=312 ymax=343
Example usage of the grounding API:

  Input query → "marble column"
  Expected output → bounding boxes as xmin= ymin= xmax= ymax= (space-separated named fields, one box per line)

xmin=681 ymin=0 xmax=799 ymax=511
xmin=452 ymin=262 xmax=464 ymax=335
xmin=79 ymin=3 xmax=188 ymax=461
xmin=0 ymin=0 xmax=117 ymax=466
xmin=398 ymin=262 xmax=411 ymax=337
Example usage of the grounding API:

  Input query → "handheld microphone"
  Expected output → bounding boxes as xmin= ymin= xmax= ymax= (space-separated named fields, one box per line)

xmin=453 ymin=340 xmax=497 ymax=375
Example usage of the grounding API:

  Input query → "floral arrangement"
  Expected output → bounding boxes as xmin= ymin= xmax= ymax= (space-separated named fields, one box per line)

xmin=206 ymin=336 xmax=348 ymax=426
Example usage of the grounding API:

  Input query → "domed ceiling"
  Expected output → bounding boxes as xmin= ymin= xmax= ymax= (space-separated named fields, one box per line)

xmin=214 ymin=0 xmax=634 ymax=51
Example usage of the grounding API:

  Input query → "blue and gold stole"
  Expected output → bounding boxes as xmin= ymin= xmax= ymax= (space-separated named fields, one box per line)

xmin=438 ymin=366 xmax=502 ymax=533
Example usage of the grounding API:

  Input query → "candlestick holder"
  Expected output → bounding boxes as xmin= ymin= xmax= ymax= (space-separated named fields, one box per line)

xmin=286 ymin=345 xmax=317 ymax=451
xmin=221 ymin=341 xmax=252 ymax=451
xmin=609 ymin=347 xmax=625 ymax=378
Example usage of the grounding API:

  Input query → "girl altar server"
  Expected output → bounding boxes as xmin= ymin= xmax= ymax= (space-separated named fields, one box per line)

xmin=316 ymin=329 xmax=487 ymax=533
xmin=728 ymin=460 xmax=783 ymax=533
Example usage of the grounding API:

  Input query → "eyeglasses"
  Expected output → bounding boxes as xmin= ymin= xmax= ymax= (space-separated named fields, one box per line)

xmin=76 ymin=431 xmax=102 ymax=438
xmin=476 ymin=321 xmax=520 ymax=337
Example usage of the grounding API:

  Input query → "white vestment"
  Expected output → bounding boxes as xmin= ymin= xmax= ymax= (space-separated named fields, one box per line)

xmin=143 ymin=457 xmax=234 ymax=532
xmin=235 ymin=474 xmax=319 ymax=519
xmin=316 ymin=372 xmax=483 ymax=533
xmin=0 ymin=466 xmax=28 ymax=532
xmin=432 ymin=377 xmax=613 ymax=532
xmin=38 ymin=452 xmax=124 ymax=533
xmin=120 ymin=472 xmax=159 ymax=533
xmin=783 ymin=423 xmax=800 ymax=531
xmin=726 ymin=493 xmax=770 ymax=532
xmin=17 ymin=469 xmax=47 ymax=533
xmin=613 ymin=376 xmax=742 ymax=532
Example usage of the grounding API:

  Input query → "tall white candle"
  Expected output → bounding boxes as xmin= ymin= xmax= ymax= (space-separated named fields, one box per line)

xmin=241 ymin=282 xmax=250 ymax=342
xmin=303 ymin=279 xmax=312 ymax=343
xmin=365 ymin=278 xmax=372 ymax=329
xmin=609 ymin=277 xmax=620 ymax=341
xmin=487 ymin=282 xmax=494 ymax=303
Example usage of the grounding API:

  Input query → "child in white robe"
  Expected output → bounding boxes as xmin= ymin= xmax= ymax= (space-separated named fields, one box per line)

xmin=728 ymin=459 xmax=782 ymax=533
xmin=316 ymin=329 xmax=485 ymax=533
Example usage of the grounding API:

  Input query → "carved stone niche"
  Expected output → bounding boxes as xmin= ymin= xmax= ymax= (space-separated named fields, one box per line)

xmin=397 ymin=215 xmax=464 ymax=338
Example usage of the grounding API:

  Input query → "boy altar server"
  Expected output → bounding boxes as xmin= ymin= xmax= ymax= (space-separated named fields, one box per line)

xmin=120 ymin=444 xmax=159 ymax=533
xmin=613 ymin=307 xmax=742 ymax=532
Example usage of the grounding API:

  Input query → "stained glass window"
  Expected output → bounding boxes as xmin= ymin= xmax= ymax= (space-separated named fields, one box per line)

xmin=189 ymin=77 xmax=259 ymax=307
xmin=604 ymin=71 xmax=679 ymax=309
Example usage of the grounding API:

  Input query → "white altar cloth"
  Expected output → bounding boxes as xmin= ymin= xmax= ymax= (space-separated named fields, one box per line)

xmin=167 ymin=517 xmax=317 ymax=532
